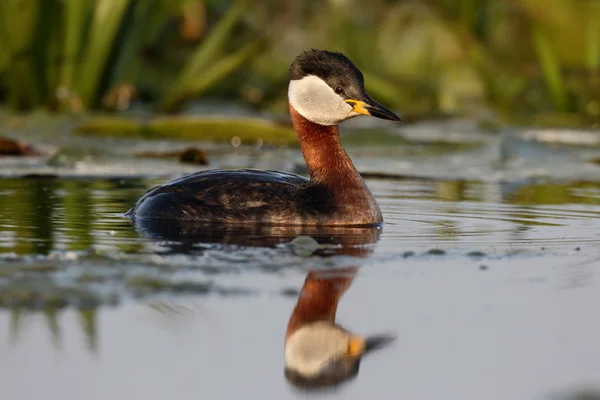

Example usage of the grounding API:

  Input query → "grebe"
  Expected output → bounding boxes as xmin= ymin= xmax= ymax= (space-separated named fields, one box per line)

xmin=125 ymin=49 xmax=401 ymax=226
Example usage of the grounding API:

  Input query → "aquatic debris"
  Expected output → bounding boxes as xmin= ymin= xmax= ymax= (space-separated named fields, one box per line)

xmin=479 ymin=265 xmax=489 ymax=271
xmin=402 ymin=251 xmax=415 ymax=258
xmin=76 ymin=116 xmax=296 ymax=146
xmin=426 ymin=248 xmax=446 ymax=255
xmin=171 ymin=281 xmax=213 ymax=294
xmin=290 ymin=236 xmax=320 ymax=257
xmin=135 ymin=149 xmax=189 ymax=159
xmin=214 ymin=286 xmax=256 ymax=296
xmin=75 ymin=274 xmax=110 ymax=284
xmin=0 ymin=137 xmax=42 ymax=156
xmin=467 ymin=251 xmax=486 ymax=258
xmin=135 ymin=146 xmax=208 ymax=165
xmin=179 ymin=147 xmax=209 ymax=165
xmin=20 ymin=264 xmax=60 ymax=273
xmin=125 ymin=275 xmax=212 ymax=297
xmin=281 ymin=288 xmax=300 ymax=297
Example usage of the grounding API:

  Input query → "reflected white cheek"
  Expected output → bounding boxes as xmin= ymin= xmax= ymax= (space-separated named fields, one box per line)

xmin=288 ymin=75 xmax=354 ymax=126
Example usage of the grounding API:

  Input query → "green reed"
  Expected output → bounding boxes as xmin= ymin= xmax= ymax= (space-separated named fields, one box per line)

xmin=0 ymin=0 xmax=598 ymax=126
xmin=0 ymin=0 xmax=254 ymax=112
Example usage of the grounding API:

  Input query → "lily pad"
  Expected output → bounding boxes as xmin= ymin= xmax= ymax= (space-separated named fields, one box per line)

xmin=0 ymin=136 xmax=43 ymax=156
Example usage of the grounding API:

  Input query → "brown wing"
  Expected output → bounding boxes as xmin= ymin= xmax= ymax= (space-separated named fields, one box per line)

xmin=125 ymin=169 xmax=311 ymax=222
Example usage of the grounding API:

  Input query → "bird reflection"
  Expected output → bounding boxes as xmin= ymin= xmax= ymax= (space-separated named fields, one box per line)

xmin=131 ymin=219 xmax=395 ymax=389
xmin=132 ymin=217 xmax=382 ymax=256
xmin=284 ymin=267 xmax=395 ymax=390
xmin=282 ymin=227 xmax=395 ymax=390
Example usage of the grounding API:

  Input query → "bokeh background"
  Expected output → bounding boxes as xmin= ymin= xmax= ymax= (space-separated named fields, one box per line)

xmin=0 ymin=0 xmax=599 ymax=128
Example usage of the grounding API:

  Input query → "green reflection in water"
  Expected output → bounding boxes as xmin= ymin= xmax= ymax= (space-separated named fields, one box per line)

xmin=78 ymin=308 xmax=98 ymax=353
xmin=62 ymin=180 xmax=94 ymax=252
xmin=0 ymin=177 xmax=147 ymax=255
xmin=9 ymin=307 xmax=98 ymax=353
xmin=0 ymin=175 xmax=599 ymax=351
xmin=0 ymin=176 xmax=598 ymax=313
xmin=0 ymin=179 xmax=56 ymax=255
xmin=507 ymin=182 xmax=600 ymax=206
xmin=1 ymin=177 xmax=600 ymax=257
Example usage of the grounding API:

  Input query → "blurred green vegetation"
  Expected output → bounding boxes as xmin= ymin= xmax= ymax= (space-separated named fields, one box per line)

xmin=0 ymin=0 xmax=599 ymax=127
xmin=75 ymin=115 xmax=297 ymax=145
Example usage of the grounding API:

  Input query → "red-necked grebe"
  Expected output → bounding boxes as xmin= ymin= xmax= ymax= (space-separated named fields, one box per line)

xmin=125 ymin=50 xmax=402 ymax=226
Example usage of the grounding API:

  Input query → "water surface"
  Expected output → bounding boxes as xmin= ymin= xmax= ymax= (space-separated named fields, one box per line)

xmin=1 ymin=174 xmax=599 ymax=399
xmin=1 ymin=119 xmax=600 ymax=399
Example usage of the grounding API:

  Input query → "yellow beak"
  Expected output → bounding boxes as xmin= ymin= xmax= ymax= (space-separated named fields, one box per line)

xmin=345 ymin=100 xmax=371 ymax=116
xmin=345 ymin=99 xmax=402 ymax=121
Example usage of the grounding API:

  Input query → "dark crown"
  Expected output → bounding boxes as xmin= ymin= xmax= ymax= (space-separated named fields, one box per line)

xmin=289 ymin=49 xmax=364 ymax=84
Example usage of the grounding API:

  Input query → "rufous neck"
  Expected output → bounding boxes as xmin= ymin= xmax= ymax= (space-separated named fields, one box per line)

xmin=285 ymin=269 xmax=357 ymax=340
xmin=290 ymin=105 xmax=360 ymax=185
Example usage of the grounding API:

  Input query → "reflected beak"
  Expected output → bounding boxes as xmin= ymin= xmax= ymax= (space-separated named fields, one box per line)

xmin=346 ymin=98 xmax=402 ymax=121
xmin=347 ymin=336 xmax=366 ymax=358
xmin=364 ymin=334 xmax=396 ymax=354
xmin=346 ymin=333 xmax=396 ymax=358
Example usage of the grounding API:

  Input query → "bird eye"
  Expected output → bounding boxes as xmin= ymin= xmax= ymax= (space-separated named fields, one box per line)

xmin=334 ymin=86 xmax=344 ymax=95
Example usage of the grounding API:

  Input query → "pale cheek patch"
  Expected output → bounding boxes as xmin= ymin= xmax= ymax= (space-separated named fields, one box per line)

xmin=289 ymin=75 xmax=354 ymax=126
xmin=284 ymin=323 xmax=349 ymax=376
